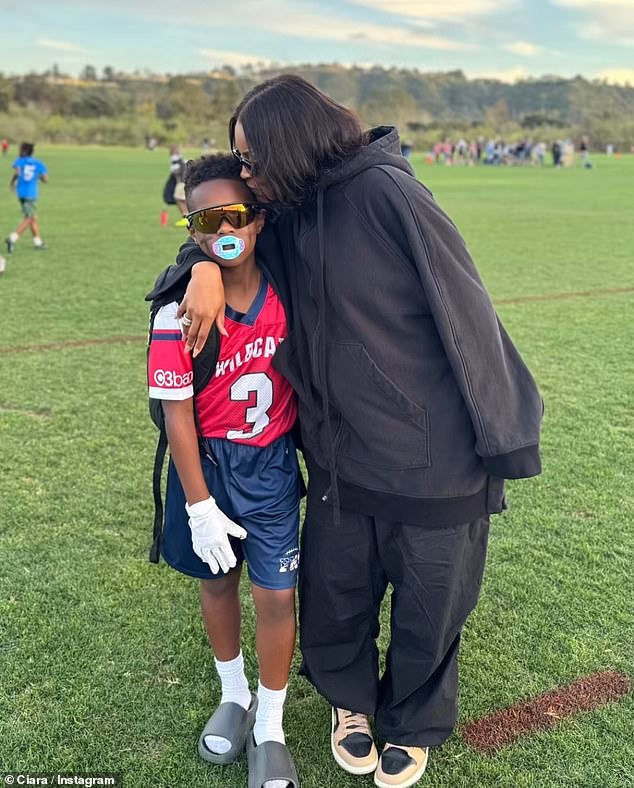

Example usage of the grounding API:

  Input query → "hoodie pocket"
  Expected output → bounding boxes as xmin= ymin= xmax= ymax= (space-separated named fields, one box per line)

xmin=327 ymin=342 xmax=431 ymax=470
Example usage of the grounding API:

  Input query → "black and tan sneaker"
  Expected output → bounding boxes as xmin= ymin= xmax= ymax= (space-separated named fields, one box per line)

xmin=374 ymin=743 xmax=429 ymax=788
xmin=331 ymin=707 xmax=378 ymax=775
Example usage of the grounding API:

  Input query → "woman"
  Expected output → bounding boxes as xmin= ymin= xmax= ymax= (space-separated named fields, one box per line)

xmin=175 ymin=74 xmax=542 ymax=788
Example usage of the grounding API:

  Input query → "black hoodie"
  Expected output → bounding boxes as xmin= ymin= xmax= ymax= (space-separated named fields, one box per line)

xmin=177 ymin=126 xmax=543 ymax=527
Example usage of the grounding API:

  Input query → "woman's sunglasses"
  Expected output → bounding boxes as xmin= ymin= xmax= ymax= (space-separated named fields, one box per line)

xmin=231 ymin=147 xmax=253 ymax=171
xmin=186 ymin=203 xmax=259 ymax=234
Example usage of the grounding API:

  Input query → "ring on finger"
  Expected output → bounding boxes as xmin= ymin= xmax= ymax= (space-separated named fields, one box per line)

xmin=181 ymin=314 xmax=193 ymax=327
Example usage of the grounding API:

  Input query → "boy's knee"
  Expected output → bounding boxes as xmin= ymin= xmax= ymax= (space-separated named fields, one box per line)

xmin=200 ymin=571 xmax=239 ymax=597
xmin=253 ymin=586 xmax=296 ymax=622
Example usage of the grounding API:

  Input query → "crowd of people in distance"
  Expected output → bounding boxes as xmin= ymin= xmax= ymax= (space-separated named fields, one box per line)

xmin=430 ymin=137 xmax=595 ymax=167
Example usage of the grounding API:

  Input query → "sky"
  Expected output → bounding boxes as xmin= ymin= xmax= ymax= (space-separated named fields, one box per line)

xmin=1 ymin=0 xmax=633 ymax=84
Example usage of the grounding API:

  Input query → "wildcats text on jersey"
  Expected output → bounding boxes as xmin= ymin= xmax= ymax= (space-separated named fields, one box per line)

xmin=216 ymin=336 xmax=285 ymax=378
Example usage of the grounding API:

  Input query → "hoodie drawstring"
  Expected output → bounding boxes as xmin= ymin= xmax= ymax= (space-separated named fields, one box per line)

xmin=316 ymin=190 xmax=341 ymax=525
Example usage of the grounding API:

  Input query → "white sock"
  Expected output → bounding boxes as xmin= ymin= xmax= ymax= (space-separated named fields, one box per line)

xmin=9 ymin=232 xmax=18 ymax=243
xmin=203 ymin=651 xmax=251 ymax=755
xmin=33 ymin=236 xmax=43 ymax=247
xmin=254 ymin=680 xmax=286 ymax=745
xmin=255 ymin=682 xmax=288 ymax=788
xmin=216 ymin=651 xmax=251 ymax=708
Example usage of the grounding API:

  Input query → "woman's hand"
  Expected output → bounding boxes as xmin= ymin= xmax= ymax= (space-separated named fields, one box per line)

xmin=176 ymin=261 xmax=227 ymax=356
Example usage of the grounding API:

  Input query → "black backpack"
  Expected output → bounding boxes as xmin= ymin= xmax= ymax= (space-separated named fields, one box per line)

xmin=162 ymin=173 xmax=177 ymax=205
xmin=145 ymin=261 xmax=220 ymax=563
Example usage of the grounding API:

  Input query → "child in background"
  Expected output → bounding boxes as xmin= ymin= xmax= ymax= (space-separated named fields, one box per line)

xmin=169 ymin=146 xmax=189 ymax=227
xmin=5 ymin=142 xmax=48 ymax=253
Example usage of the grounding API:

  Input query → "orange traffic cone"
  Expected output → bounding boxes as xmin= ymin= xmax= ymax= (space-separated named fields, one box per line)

xmin=160 ymin=209 xmax=168 ymax=226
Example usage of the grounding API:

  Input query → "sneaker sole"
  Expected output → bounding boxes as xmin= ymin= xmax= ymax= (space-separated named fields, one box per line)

xmin=330 ymin=707 xmax=379 ymax=776
xmin=373 ymin=752 xmax=428 ymax=788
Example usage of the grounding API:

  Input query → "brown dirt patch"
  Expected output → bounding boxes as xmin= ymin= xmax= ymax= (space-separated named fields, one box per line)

xmin=496 ymin=286 xmax=634 ymax=305
xmin=0 ymin=335 xmax=145 ymax=354
xmin=461 ymin=670 xmax=631 ymax=754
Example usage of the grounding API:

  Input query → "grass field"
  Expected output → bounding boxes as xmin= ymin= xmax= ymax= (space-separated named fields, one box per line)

xmin=0 ymin=146 xmax=632 ymax=788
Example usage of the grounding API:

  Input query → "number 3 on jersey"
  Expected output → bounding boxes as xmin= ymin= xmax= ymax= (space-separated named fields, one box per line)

xmin=226 ymin=372 xmax=274 ymax=440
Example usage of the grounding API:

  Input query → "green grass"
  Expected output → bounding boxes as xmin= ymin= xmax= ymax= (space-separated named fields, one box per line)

xmin=0 ymin=148 xmax=633 ymax=787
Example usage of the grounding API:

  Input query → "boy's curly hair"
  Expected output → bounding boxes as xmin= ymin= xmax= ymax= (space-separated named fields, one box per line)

xmin=184 ymin=154 xmax=242 ymax=201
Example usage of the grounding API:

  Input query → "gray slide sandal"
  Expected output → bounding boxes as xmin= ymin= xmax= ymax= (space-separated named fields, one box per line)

xmin=198 ymin=693 xmax=258 ymax=764
xmin=247 ymin=733 xmax=299 ymax=788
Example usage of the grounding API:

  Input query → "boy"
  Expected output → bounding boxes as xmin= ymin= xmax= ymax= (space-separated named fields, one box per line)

xmin=5 ymin=142 xmax=48 ymax=253
xmin=147 ymin=154 xmax=299 ymax=788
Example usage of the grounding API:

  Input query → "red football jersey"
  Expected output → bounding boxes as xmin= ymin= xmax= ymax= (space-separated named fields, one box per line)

xmin=148 ymin=279 xmax=297 ymax=447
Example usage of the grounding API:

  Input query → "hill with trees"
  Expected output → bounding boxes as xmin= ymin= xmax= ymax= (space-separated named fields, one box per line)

xmin=1 ymin=63 xmax=632 ymax=150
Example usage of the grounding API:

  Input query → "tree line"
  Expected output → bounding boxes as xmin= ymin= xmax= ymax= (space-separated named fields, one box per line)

xmin=1 ymin=63 xmax=633 ymax=150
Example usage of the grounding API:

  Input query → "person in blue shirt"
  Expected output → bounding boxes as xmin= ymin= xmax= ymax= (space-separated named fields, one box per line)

xmin=5 ymin=142 xmax=48 ymax=254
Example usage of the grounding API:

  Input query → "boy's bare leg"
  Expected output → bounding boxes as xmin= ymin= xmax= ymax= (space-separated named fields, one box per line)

xmin=27 ymin=217 xmax=45 ymax=247
xmin=14 ymin=217 xmax=32 ymax=238
xmin=200 ymin=568 xmax=242 ymax=661
xmin=251 ymin=584 xmax=296 ymax=760
xmin=6 ymin=217 xmax=33 ymax=252
xmin=252 ymin=585 xmax=296 ymax=689
xmin=29 ymin=218 xmax=41 ymax=239
xmin=200 ymin=568 xmax=252 ymax=755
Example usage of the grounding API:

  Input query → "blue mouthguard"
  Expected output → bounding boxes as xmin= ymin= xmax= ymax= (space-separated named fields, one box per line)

xmin=212 ymin=235 xmax=245 ymax=260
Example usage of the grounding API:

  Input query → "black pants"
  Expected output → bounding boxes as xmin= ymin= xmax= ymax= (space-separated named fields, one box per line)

xmin=298 ymin=481 xmax=489 ymax=747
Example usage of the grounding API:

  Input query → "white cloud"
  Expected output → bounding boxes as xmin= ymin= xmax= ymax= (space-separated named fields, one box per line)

xmin=504 ymin=41 xmax=543 ymax=56
xmin=554 ymin=0 xmax=632 ymax=6
xmin=469 ymin=66 xmax=530 ymax=83
xmin=29 ymin=1 xmax=472 ymax=51
xmin=595 ymin=67 xmax=634 ymax=85
xmin=348 ymin=0 xmax=515 ymax=22
xmin=35 ymin=37 xmax=89 ymax=53
xmin=576 ymin=21 xmax=634 ymax=45
xmin=261 ymin=15 xmax=472 ymax=49
xmin=551 ymin=0 xmax=634 ymax=44
xmin=197 ymin=49 xmax=274 ymax=68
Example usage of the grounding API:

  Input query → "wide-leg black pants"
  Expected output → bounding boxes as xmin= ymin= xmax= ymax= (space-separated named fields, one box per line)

xmin=298 ymin=480 xmax=489 ymax=747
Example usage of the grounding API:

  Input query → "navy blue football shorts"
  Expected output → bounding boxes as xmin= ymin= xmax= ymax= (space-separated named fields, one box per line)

xmin=162 ymin=432 xmax=300 ymax=590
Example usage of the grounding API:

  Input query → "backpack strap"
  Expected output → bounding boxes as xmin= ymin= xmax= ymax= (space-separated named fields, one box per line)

xmin=192 ymin=326 xmax=221 ymax=396
xmin=147 ymin=302 xmax=168 ymax=563
xmin=147 ymin=295 xmax=221 ymax=564
xmin=149 ymin=426 xmax=169 ymax=563
xmin=146 ymin=248 xmax=222 ymax=563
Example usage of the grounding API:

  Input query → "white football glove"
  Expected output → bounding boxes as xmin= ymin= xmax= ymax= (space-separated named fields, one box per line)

xmin=186 ymin=496 xmax=247 ymax=574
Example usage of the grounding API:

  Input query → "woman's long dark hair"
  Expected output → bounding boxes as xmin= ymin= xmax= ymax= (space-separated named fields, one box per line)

xmin=229 ymin=74 xmax=364 ymax=205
